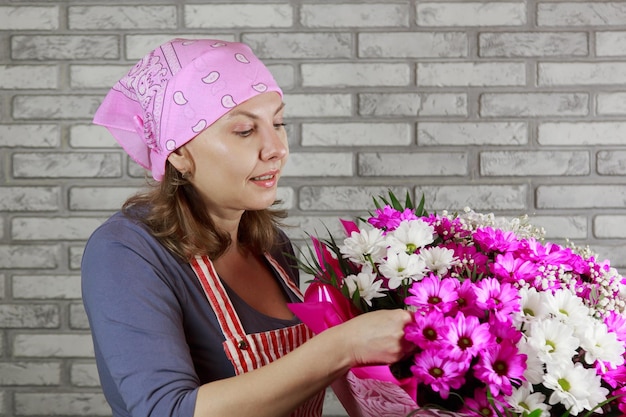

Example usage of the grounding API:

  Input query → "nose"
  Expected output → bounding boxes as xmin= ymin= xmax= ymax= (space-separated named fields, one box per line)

xmin=260 ymin=124 xmax=288 ymax=161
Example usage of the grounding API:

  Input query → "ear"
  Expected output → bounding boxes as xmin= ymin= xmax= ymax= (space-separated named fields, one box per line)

xmin=167 ymin=146 xmax=194 ymax=176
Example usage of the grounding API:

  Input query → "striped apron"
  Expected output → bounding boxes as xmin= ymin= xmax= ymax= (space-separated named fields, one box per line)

xmin=191 ymin=254 xmax=325 ymax=417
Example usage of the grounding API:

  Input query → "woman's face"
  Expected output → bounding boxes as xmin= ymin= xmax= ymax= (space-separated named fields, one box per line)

xmin=169 ymin=92 xmax=288 ymax=221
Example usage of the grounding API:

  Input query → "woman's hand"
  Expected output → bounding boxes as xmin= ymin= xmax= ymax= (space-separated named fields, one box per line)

xmin=334 ymin=309 xmax=413 ymax=367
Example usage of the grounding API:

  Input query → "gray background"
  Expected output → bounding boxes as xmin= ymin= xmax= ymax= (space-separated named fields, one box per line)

xmin=1 ymin=1 xmax=626 ymax=416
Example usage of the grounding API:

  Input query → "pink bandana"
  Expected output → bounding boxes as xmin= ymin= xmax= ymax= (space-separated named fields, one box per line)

xmin=93 ymin=38 xmax=283 ymax=181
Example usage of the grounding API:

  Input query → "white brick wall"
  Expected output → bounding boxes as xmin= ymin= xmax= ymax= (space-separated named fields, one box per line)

xmin=1 ymin=1 xmax=626 ymax=417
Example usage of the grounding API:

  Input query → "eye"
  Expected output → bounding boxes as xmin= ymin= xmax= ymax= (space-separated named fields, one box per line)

xmin=274 ymin=123 xmax=287 ymax=130
xmin=235 ymin=129 xmax=253 ymax=137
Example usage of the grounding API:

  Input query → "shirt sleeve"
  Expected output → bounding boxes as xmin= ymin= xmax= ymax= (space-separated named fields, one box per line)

xmin=81 ymin=217 xmax=199 ymax=417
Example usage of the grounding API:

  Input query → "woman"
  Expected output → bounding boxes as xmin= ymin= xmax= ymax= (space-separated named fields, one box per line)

xmin=81 ymin=38 xmax=412 ymax=417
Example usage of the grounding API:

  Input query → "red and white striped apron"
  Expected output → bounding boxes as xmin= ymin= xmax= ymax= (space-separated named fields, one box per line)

xmin=191 ymin=254 xmax=325 ymax=417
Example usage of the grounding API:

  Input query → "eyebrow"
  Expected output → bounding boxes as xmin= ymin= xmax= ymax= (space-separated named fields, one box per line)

xmin=227 ymin=102 xmax=286 ymax=120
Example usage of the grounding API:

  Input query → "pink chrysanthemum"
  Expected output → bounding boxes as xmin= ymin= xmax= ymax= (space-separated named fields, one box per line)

xmin=405 ymin=275 xmax=459 ymax=314
xmin=442 ymin=312 xmax=495 ymax=361
xmin=490 ymin=252 xmax=539 ymax=285
xmin=474 ymin=277 xmax=521 ymax=323
xmin=411 ymin=351 xmax=466 ymax=399
xmin=367 ymin=205 xmax=417 ymax=232
xmin=404 ymin=310 xmax=447 ymax=350
xmin=473 ymin=227 xmax=521 ymax=253
xmin=473 ymin=341 xmax=527 ymax=397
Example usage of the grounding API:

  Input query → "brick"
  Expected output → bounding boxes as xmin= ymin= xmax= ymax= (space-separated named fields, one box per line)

xmin=282 ymin=215 xmax=346 ymax=241
xmin=539 ymin=62 xmax=626 ymax=86
xmin=13 ymin=334 xmax=94 ymax=358
xmin=70 ymin=125 xmax=119 ymax=148
xmin=538 ymin=122 xmax=626 ymax=145
xmin=598 ymin=150 xmax=626 ymax=175
xmin=69 ymin=187 xmax=138 ymax=211
xmin=0 ymin=245 xmax=58 ymax=269
xmin=299 ymin=186 xmax=409 ymax=211
xmin=11 ymin=217 xmax=104 ymax=240
xmin=480 ymin=151 xmax=590 ymax=176
xmin=302 ymin=63 xmax=410 ymax=87
xmin=70 ymin=65 xmax=129 ymax=89
xmin=71 ymin=362 xmax=100 ymax=387
xmin=243 ymin=33 xmax=351 ymax=59
xmin=0 ymin=304 xmax=59 ymax=328
xmin=538 ymin=2 xmax=626 ymax=26
xmin=528 ymin=215 xmax=588 ymax=240
xmin=591 ymin=245 xmax=626 ymax=269
xmin=13 ymin=95 xmax=102 ymax=120
xmin=0 ymin=6 xmax=58 ymax=30
xmin=69 ymin=247 xmax=84 ymax=270
xmin=359 ymin=152 xmax=468 ymax=176
xmin=302 ymin=123 xmax=411 ymax=146
xmin=14 ymin=393 xmax=109 ymax=416
xmin=417 ymin=2 xmax=526 ymax=26
xmin=0 ymin=65 xmax=58 ymax=89
xmin=13 ymin=153 xmax=122 ymax=178
xmin=0 ymin=187 xmax=59 ymax=211
xmin=284 ymin=94 xmax=352 ymax=118
xmin=597 ymin=92 xmax=626 ymax=115
xmin=12 ymin=275 xmax=81 ymax=299
xmin=70 ymin=303 xmax=90 ymax=330
xmin=69 ymin=6 xmax=176 ymax=30
xmin=415 ymin=185 xmax=528 ymax=211
xmin=283 ymin=153 xmax=352 ymax=177
xmin=359 ymin=93 xmax=467 ymax=117
xmin=125 ymin=34 xmax=237 ymax=60
xmin=275 ymin=186 xmax=295 ymax=210
xmin=302 ymin=3 xmax=408 ymax=27
xmin=185 ymin=4 xmax=292 ymax=28
xmin=0 ymin=362 xmax=60 ymax=385
xmin=480 ymin=93 xmax=588 ymax=117
xmin=594 ymin=215 xmax=626 ymax=239
xmin=359 ymin=32 xmax=466 ymax=58
xmin=480 ymin=32 xmax=587 ymax=57
xmin=537 ymin=185 xmax=626 ymax=208
xmin=418 ymin=62 xmax=525 ymax=86
xmin=596 ymin=31 xmax=626 ymax=56
xmin=0 ymin=125 xmax=59 ymax=147
xmin=418 ymin=122 xmax=527 ymax=146
xmin=11 ymin=36 xmax=118 ymax=60
xmin=267 ymin=64 xmax=295 ymax=90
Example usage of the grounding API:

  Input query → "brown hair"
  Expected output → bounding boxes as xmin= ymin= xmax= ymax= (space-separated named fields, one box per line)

xmin=122 ymin=162 xmax=288 ymax=261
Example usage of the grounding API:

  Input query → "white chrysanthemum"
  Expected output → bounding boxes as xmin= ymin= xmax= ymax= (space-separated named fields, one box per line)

xmin=339 ymin=227 xmax=387 ymax=266
xmin=543 ymin=362 xmax=608 ymax=415
xmin=506 ymin=383 xmax=550 ymax=417
xmin=545 ymin=289 xmax=591 ymax=328
xmin=343 ymin=267 xmax=387 ymax=307
xmin=378 ymin=250 xmax=427 ymax=290
xmin=527 ymin=318 xmax=580 ymax=366
xmin=417 ymin=246 xmax=456 ymax=276
xmin=517 ymin=287 xmax=551 ymax=326
xmin=579 ymin=319 xmax=625 ymax=367
xmin=385 ymin=219 xmax=435 ymax=254
xmin=517 ymin=339 xmax=545 ymax=385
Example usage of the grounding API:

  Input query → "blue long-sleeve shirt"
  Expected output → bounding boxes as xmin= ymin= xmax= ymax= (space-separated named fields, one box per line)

xmin=81 ymin=211 xmax=302 ymax=417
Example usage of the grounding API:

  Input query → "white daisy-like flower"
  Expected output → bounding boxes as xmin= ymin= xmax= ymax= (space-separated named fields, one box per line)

xmin=517 ymin=286 xmax=551 ymax=326
xmin=527 ymin=318 xmax=580 ymax=366
xmin=516 ymin=339 xmax=545 ymax=385
xmin=339 ymin=226 xmax=387 ymax=266
xmin=417 ymin=246 xmax=456 ymax=276
xmin=385 ymin=219 xmax=435 ymax=254
xmin=343 ymin=267 xmax=387 ymax=307
xmin=579 ymin=319 xmax=625 ymax=367
xmin=543 ymin=362 xmax=608 ymax=415
xmin=545 ymin=289 xmax=591 ymax=328
xmin=506 ymin=383 xmax=550 ymax=417
xmin=378 ymin=249 xmax=427 ymax=290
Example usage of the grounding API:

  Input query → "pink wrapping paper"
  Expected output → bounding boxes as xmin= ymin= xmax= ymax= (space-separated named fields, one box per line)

xmin=288 ymin=281 xmax=422 ymax=417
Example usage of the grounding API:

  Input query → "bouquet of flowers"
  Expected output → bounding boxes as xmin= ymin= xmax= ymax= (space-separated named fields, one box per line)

xmin=289 ymin=192 xmax=626 ymax=417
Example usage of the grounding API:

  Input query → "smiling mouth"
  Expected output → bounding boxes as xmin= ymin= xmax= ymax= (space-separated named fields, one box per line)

xmin=252 ymin=174 xmax=275 ymax=181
